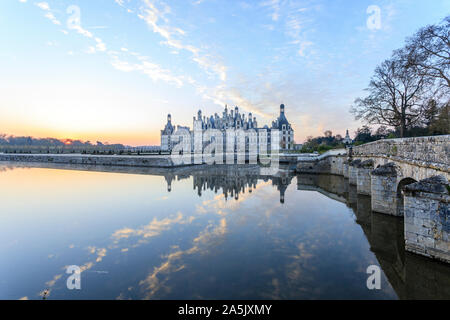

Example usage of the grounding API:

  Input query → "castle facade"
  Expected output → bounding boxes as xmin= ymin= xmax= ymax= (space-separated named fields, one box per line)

xmin=161 ymin=104 xmax=294 ymax=152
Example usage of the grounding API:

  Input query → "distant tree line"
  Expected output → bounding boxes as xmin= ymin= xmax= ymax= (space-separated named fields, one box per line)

xmin=300 ymin=130 xmax=346 ymax=153
xmin=351 ymin=16 xmax=449 ymax=137
xmin=0 ymin=134 xmax=127 ymax=154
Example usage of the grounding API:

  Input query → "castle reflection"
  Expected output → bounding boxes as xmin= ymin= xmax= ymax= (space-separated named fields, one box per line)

xmin=164 ymin=166 xmax=294 ymax=203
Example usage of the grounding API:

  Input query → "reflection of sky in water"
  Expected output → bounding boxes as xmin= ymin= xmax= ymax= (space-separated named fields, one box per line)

xmin=0 ymin=165 xmax=399 ymax=300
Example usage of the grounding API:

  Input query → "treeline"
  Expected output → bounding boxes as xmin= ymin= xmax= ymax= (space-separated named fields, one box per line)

xmin=0 ymin=134 xmax=126 ymax=154
xmin=300 ymin=130 xmax=346 ymax=153
xmin=351 ymin=16 xmax=449 ymax=137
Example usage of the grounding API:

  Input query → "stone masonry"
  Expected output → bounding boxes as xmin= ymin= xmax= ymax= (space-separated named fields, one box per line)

xmin=295 ymin=135 xmax=450 ymax=264
xmin=348 ymin=159 xmax=361 ymax=185
xmin=370 ymin=163 xmax=400 ymax=216
xmin=352 ymin=135 xmax=449 ymax=173
xmin=356 ymin=159 xmax=374 ymax=196
xmin=0 ymin=153 xmax=177 ymax=168
xmin=404 ymin=175 xmax=450 ymax=264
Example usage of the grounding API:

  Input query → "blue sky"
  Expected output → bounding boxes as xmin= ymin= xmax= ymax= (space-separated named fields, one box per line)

xmin=0 ymin=0 xmax=449 ymax=145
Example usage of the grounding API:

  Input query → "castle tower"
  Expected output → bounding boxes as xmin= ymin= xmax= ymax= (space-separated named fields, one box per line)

xmin=343 ymin=129 xmax=352 ymax=145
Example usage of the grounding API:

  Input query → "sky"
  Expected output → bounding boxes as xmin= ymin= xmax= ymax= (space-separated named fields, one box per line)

xmin=0 ymin=0 xmax=449 ymax=146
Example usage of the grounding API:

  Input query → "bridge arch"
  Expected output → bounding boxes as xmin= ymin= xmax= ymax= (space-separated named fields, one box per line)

xmin=396 ymin=177 xmax=418 ymax=216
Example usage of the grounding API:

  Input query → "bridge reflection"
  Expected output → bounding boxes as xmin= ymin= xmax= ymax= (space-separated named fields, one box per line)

xmin=297 ymin=173 xmax=450 ymax=300
xmin=169 ymin=169 xmax=450 ymax=299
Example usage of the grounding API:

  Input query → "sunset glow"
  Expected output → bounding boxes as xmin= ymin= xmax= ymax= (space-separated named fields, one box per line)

xmin=1 ymin=0 xmax=449 ymax=145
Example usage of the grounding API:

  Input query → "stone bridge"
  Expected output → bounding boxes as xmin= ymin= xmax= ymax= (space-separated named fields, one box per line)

xmin=297 ymin=173 xmax=450 ymax=299
xmin=296 ymin=135 xmax=450 ymax=264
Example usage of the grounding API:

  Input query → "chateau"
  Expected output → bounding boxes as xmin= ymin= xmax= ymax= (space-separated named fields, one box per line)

xmin=161 ymin=104 xmax=294 ymax=152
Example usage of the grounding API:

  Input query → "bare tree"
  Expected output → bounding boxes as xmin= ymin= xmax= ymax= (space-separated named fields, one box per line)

xmin=404 ymin=16 xmax=450 ymax=91
xmin=351 ymin=50 xmax=431 ymax=137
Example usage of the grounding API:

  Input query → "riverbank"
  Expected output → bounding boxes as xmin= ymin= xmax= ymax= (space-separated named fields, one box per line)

xmin=0 ymin=153 xmax=178 ymax=168
xmin=0 ymin=153 xmax=299 ymax=168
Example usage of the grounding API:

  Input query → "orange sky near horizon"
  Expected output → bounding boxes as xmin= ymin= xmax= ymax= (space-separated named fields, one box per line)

xmin=0 ymin=125 xmax=161 ymax=147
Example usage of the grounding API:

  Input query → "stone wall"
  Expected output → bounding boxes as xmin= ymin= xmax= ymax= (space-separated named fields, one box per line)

xmin=356 ymin=160 xmax=374 ymax=195
xmin=0 ymin=153 xmax=177 ymax=168
xmin=296 ymin=149 xmax=347 ymax=176
xmin=348 ymin=159 xmax=361 ymax=185
xmin=297 ymin=136 xmax=450 ymax=184
xmin=404 ymin=176 xmax=450 ymax=264
xmin=296 ymin=154 xmax=347 ymax=176
xmin=352 ymin=135 xmax=450 ymax=172
xmin=370 ymin=163 xmax=400 ymax=216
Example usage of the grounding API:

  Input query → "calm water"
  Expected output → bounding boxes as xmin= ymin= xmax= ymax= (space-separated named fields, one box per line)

xmin=1 ymin=162 xmax=449 ymax=300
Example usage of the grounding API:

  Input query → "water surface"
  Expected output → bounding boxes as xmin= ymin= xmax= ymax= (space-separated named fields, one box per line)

xmin=0 ymin=163 xmax=449 ymax=300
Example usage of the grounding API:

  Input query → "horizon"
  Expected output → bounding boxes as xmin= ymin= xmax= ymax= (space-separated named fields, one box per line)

xmin=1 ymin=0 xmax=449 ymax=146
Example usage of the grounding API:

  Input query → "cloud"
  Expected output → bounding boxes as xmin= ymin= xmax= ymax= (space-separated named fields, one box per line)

xmin=201 ymin=84 xmax=274 ymax=119
xmin=138 ymin=218 xmax=227 ymax=299
xmin=95 ymin=37 xmax=106 ymax=52
xmin=112 ymin=212 xmax=192 ymax=242
xmin=44 ymin=12 xmax=61 ymax=25
xmin=192 ymin=55 xmax=227 ymax=82
xmin=45 ymin=274 xmax=62 ymax=287
xmin=109 ymin=51 xmax=185 ymax=87
xmin=137 ymin=0 xmax=227 ymax=82
xmin=33 ymin=3 xmax=186 ymax=89
xmin=35 ymin=1 xmax=104 ymax=53
xmin=63 ymin=8 xmax=108 ymax=54
xmin=35 ymin=2 xmax=49 ymax=11
xmin=71 ymin=24 xmax=94 ymax=39
xmin=35 ymin=2 xmax=62 ymax=25
xmin=260 ymin=0 xmax=281 ymax=21
xmin=298 ymin=41 xmax=313 ymax=56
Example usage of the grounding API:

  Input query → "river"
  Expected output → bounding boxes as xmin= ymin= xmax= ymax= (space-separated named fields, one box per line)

xmin=0 ymin=163 xmax=449 ymax=300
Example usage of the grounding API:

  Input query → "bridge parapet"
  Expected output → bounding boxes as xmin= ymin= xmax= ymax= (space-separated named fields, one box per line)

xmin=352 ymin=135 xmax=450 ymax=171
